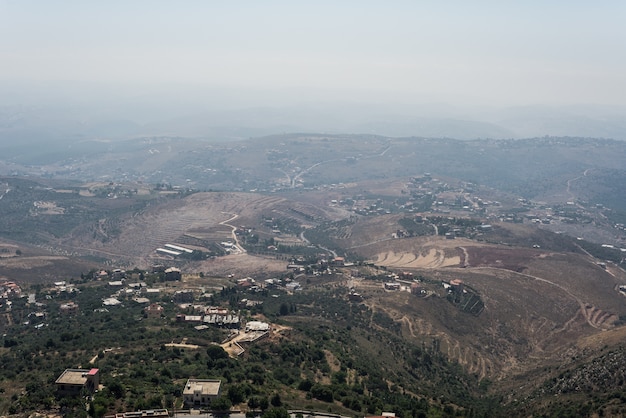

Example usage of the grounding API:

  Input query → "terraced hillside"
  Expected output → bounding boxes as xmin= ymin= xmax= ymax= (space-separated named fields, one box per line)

xmin=356 ymin=264 xmax=621 ymax=380
xmin=309 ymin=207 xmax=625 ymax=389
xmin=58 ymin=191 xmax=348 ymax=268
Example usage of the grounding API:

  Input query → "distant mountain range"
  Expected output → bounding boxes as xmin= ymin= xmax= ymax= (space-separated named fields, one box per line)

xmin=1 ymin=80 xmax=625 ymax=143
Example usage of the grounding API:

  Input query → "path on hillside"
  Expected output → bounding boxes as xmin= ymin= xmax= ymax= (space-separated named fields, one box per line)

xmin=346 ymin=237 xmax=396 ymax=250
xmin=477 ymin=266 xmax=613 ymax=330
xmin=300 ymin=230 xmax=337 ymax=257
xmin=220 ymin=212 xmax=246 ymax=254
xmin=566 ymin=168 xmax=591 ymax=203
xmin=279 ymin=142 xmax=391 ymax=188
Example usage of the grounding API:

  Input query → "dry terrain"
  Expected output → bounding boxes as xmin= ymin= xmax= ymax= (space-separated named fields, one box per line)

xmin=0 ymin=240 xmax=96 ymax=283
xmin=345 ymin=232 xmax=626 ymax=391
xmin=196 ymin=253 xmax=288 ymax=277
xmin=55 ymin=192 xmax=345 ymax=271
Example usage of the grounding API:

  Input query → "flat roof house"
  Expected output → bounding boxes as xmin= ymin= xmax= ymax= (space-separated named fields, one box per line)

xmin=55 ymin=368 xmax=100 ymax=395
xmin=182 ymin=379 xmax=221 ymax=407
xmin=144 ymin=303 xmax=164 ymax=318
xmin=59 ymin=301 xmax=79 ymax=315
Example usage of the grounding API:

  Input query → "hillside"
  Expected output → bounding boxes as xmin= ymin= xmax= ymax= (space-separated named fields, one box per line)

xmin=0 ymin=135 xmax=626 ymax=416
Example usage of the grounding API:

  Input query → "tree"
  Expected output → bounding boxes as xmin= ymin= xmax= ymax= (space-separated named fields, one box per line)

xmin=207 ymin=345 xmax=229 ymax=360
xmin=262 ymin=407 xmax=289 ymax=418
xmin=311 ymin=384 xmax=334 ymax=402
xmin=211 ymin=396 xmax=232 ymax=412
xmin=298 ymin=379 xmax=313 ymax=391
xmin=270 ymin=393 xmax=282 ymax=407
xmin=259 ymin=397 xmax=269 ymax=411
xmin=248 ymin=396 xmax=260 ymax=410
xmin=228 ymin=384 xmax=246 ymax=404
xmin=107 ymin=380 xmax=125 ymax=399
xmin=279 ymin=303 xmax=289 ymax=316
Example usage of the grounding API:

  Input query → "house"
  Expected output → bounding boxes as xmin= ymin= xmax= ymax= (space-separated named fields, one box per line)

xmin=348 ymin=292 xmax=363 ymax=302
xmin=237 ymin=277 xmax=255 ymax=288
xmin=176 ymin=314 xmax=203 ymax=323
xmin=411 ymin=283 xmax=425 ymax=296
xmin=182 ymin=379 xmax=222 ymax=407
xmin=332 ymin=256 xmax=345 ymax=266
xmin=0 ymin=280 xmax=21 ymax=299
xmin=60 ymin=301 xmax=79 ymax=315
xmin=152 ymin=265 xmax=166 ymax=273
xmin=285 ymin=282 xmax=301 ymax=291
xmin=128 ymin=282 xmax=147 ymax=290
xmin=164 ymin=267 xmax=182 ymax=281
xmin=144 ymin=303 xmax=164 ymax=318
xmin=245 ymin=321 xmax=269 ymax=332
xmin=173 ymin=289 xmax=194 ymax=303
xmin=102 ymin=298 xmax=122 ymax=306
xmin=450 ymin=279 xmax=464 ymax=287
xmin=55 ymin=368 xmax=100 ymax=395
xmin=111 ymin=269 xmax=126 ymax=280
xmin=384 ymin=282 xmax=401 ymax=291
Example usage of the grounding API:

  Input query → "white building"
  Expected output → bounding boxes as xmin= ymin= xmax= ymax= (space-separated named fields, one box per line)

xmin=182 ymin=379 xmax=221 ymax=407
xmin=245 ymin=321 xmax=270 ymax=332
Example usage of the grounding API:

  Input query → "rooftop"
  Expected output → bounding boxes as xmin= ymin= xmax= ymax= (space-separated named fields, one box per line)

xmin=183 ymin=379 xmax=221 ymax=396
xmin=55 ymin=368 xmax=99 ymax=385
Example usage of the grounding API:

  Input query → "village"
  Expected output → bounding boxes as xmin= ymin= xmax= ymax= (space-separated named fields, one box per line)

xmin=2 ymin=254 xmax=458 ymax=418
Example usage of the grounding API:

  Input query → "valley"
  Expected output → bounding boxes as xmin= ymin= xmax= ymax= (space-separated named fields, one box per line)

xmin=0 ymin=135 xmax=626 ymax=417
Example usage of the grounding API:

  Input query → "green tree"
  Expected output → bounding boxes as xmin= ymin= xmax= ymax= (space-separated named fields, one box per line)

xmin=270 ymin=393 xmax=282 ymax=407
xmin=262 ymin=407 xmax=289 ymax=418
xmin=107 ymin=380 xmax=125 ymax=399
xmin=248 ymin=396 xmax=260 ymax=410
xmin=259 ymin=397 xmax=269 ymax=411
xmin=207 ymin=345 xmax=229 ymax=359
xmin=311 ymin=384 xmax=334 ymax=402
xmin=228 ymin=384 xmax=246 ymax=404
xmin=211 ymin=397 xmax=232 ymax=412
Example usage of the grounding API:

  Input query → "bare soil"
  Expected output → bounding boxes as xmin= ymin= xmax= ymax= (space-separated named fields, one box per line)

xmin=196 ymin=253 xmax=288 ymax=277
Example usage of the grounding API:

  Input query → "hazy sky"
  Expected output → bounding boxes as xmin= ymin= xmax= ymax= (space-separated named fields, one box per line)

xmin=1 ymin=1 xmax=625 ymax=108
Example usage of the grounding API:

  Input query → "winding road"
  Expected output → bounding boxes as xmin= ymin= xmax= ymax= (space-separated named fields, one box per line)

xmin=278 ymin=142 xmax=392 ymax=188
xmin=566 ymin=168 xmax=591 ymax=203
xmin=219 ymin=212 xmax=246 ymax=254
xmin=300 ymin=230 xmax=337 ymax=257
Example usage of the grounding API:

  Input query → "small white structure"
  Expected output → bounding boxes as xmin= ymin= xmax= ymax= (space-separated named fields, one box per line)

xmin=103 ymin=298 xmax=122 ymax=306
xmin=156 ymin=248 xmax=181 ymax=256
xmin=245 ymin=321 xmax=270 ymax=332
xmin=165 ymin=243 xmax=194 ymax=253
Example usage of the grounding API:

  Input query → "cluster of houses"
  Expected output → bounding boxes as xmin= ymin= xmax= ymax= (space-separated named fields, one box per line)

xmin=176 ymin=306 xmax=240 ymax=328
xmin=100 ymin=267 xmax=183 ymax=307
xmin=0 ymin=279 xmax=21 ymax=309
xmin=236 ymin=276 xmax=303 ymax=293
